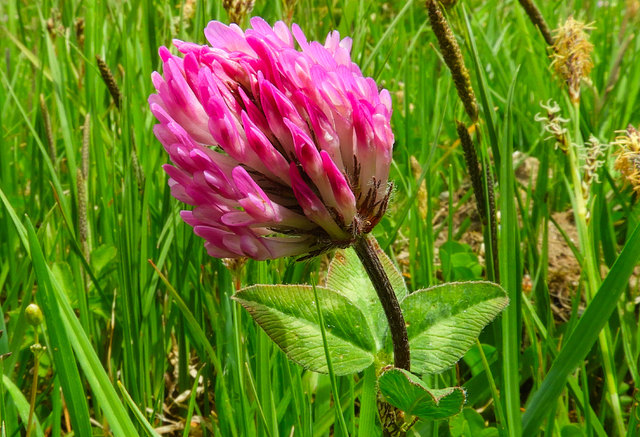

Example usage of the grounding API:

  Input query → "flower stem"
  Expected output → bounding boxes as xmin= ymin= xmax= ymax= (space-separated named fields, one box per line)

xmin=26 ymin=330 xmax=40 ymax=437
xmin=353 ymin=235 xmax=410 ymax=371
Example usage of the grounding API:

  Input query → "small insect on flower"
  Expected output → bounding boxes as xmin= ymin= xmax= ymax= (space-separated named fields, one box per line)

xmin=550 ymin=17 xmax=594 ymax=103
xmin=614 ymin=125 xmax=640 ymax=193
xmin=150 ymin=18 xmax=394 ymax=260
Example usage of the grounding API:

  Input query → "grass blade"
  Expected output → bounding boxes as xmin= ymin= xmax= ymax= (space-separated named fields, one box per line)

xmin=2 ymin=375 xmax=44 ymax=437
xmin=26 ymin=219 xmax=139 ymax=436
xmin=117 ymin=381 xmax=161 ymax=437
xmin=523 ymin=220 xmax=640 ymax=433
xmin=499 ymin=66 xmax=523 ymax=437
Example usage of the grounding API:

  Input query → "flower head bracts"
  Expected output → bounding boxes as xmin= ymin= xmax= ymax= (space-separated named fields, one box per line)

xmin=150 ymin=18 xmax=394 ymax=260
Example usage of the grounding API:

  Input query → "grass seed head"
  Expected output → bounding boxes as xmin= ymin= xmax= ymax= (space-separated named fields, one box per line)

xmin=614 ymin=125 xmax=640 ymax=193
xmin=426 ymin=0 xmax=478 ymax=121
xmin=550 ymin=17 xmax=594 ymax=103
xmin=223 ymin=0 xmax=255 ymax=24
xmin=580 ymin=135 xmax=610 ymax=198
xmin=96 ymin=55 xmax=122 ymax=109
xmin=535 ymin=100 xmax=570 ymax=151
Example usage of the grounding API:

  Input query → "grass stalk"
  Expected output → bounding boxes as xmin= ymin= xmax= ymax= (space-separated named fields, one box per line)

xmin=25 ymin=330 xmax=40 ymax=437
xmin=566 ymin=101 xmax=626 ymax=436
xmin=311 ymin=280 xmax=349 ymax=436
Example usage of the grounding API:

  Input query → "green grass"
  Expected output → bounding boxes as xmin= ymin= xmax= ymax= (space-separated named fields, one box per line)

xmin=1 ymin=0 xmax=639 ymax=435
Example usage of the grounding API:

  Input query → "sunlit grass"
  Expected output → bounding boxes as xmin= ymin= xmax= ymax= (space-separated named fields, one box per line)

xmin=1 ymin=0 xmax=639 ymax=435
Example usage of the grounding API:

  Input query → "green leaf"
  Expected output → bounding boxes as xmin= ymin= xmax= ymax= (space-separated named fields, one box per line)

xmin=450 ymin=408 xmax=499 ymax=437
xmin=439 ymin=241 xmax=483 ymax=281
xmin=400 ymin=282 xmax=508 ymax=374
xmin=51 ymin=262 xmax=76 ymax=302
xmin=561 ymin=424 xmax=585 ymax=437
xmin=117 ymin=381 xmax=161 ymax=437
xmin=326 ymin=244 xmax=407 ymax=348
xmin=378 ymin=368 xmax=465 ymax=420
xmin=26 ymin=220 xmax=139 ymax=436
xmin=90 ymin=244 xmax=117 ymax=276
xmin=233 ymin=284 xmax=376 ymax=375
xmin=26 ymin=223 xmax=93 ymax=437
xmin=463 ymin=343 xmax=497 ymax=377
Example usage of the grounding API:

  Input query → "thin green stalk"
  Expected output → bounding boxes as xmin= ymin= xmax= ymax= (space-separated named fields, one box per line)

xmin=25 ymin=330 xmax=39 ymax=437
xmin=475 ymin=339 xmax=506 ymax=432
xmin=311 ymin=280 xmax=349 ymax=436
xmin=358 ymin=365 xmax=378 ymax=437
xmin=523 ymin=221 xmax=640 ymax=434
xmin=567 ymin=101 xmax=625 ymax=436
xmin=243 ymin=362 xmax=272 ymax=437
xmin=522 ymin=295 xmax=607 ymax=437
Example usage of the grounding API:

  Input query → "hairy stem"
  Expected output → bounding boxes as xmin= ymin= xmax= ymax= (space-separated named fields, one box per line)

xmin=353 ymin=235 xmax=410 ymax=371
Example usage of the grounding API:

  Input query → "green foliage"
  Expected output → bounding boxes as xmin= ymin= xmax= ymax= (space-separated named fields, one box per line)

xmin=233 ymin=284 xmax=376 ymax=375
xmin=449 ymin=408 xmax=499 ymax=437
xmin=439 ymin=241 xmax=483 ymax=280
xmin=401 ymin=282 xmax=508 ymax=375
xmin=326 ymin=246 xmax=407 ymax=349
xmin=378 ymin=368 xmax=465 ymax=420
xmin=236 ymin=247 xmax=505 ymax=427
xmin=1 ymin=0 xmax=639 ymax=435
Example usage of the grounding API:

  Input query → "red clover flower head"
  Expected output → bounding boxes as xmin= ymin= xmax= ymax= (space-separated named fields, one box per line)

xmin=150 ymin=18 xmax=394 ymax=260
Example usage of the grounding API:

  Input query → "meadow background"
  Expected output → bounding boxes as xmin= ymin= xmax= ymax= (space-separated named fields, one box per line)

xmin=1 ymin=0 xmax=640 ymax=435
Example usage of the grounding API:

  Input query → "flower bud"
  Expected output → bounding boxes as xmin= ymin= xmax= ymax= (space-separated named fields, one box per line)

xmin=25 ymin=303 xmax=44 ymax=327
